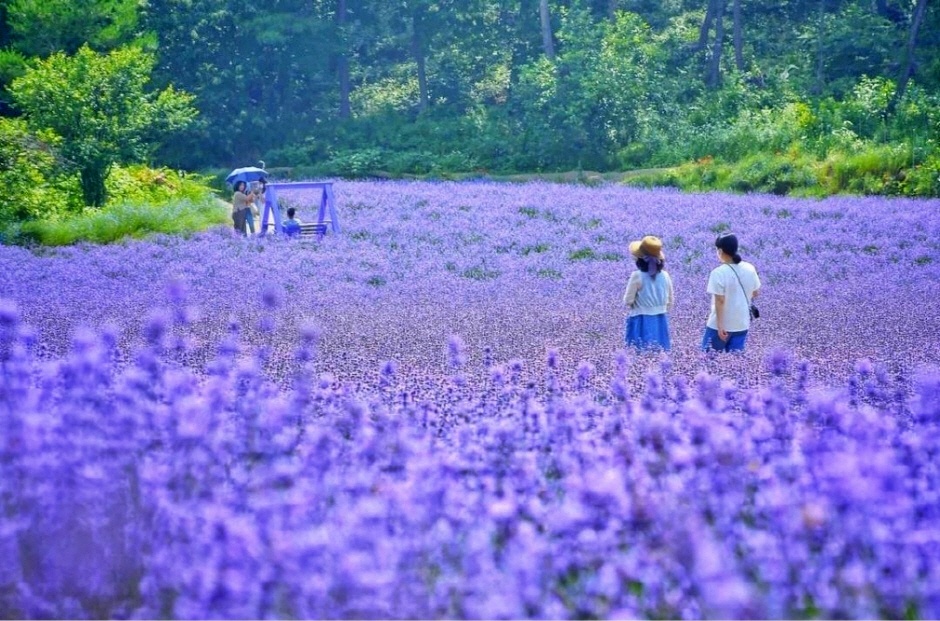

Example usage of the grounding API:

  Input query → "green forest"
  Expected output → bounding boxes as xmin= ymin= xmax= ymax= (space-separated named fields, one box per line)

xmin=1 ymin=0 xmax=939 ymax=242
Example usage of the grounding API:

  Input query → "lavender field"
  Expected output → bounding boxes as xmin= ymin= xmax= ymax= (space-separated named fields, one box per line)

xmin=2 ymin=180 xmax=940 ymax=619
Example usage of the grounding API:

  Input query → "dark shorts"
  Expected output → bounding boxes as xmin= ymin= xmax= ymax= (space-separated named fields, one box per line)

xmin=702 ymin=327 xmax=748 ymax=353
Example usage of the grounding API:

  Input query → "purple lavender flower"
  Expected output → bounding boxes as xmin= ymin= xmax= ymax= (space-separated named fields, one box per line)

xmin=0 ymin=182 xmax=939 ymax=619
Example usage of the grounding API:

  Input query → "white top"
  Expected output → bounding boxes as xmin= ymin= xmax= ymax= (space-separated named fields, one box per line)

xmin=623 ymin=270 xmax=674 ymax=316
xmin=706 ymin=261 xmax=761 ymax=332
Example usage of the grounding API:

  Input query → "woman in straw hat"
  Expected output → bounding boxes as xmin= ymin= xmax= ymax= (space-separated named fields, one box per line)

xmin=623 ymin=235 xmax=674 ymax=351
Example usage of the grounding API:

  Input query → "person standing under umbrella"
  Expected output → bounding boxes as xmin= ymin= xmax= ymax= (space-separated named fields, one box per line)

xmin=251 ymin=178 xmax=268 ymax=234
xmin=244 ymin=186 xmax=259 ymax=235
xmin=232 ymin=180 xmax=252 ymax=235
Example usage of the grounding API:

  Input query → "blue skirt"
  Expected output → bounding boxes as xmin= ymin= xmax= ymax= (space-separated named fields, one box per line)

xmin=625 ymin=313 xmax=671 ymax=351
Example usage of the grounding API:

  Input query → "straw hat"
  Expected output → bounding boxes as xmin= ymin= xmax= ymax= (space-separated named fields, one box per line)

xmin=629 ymin=235 xmax=664 ymax=260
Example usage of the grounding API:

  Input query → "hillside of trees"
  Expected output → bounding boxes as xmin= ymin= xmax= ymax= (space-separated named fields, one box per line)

xmin=1 ymin=0 xmax=939 ymax=209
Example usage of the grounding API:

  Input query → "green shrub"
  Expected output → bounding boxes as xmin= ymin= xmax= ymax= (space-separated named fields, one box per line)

xmin=901 ymin=154 xmax=940 ymax=197
xmin=384 ymin=150 xmax=438 ymax=175
xmin=106 ymin=165 xmax=216 ymax=206
xmin=823 ymin=144 xmax=910 ymax=195
xmin=623 ymin=144 xmax=940 ymax=198
xmin=320 ymin=148 xmax=386 ymax=177
xmin=568 ymin=247 xmax=598 ymax=261
xmin=15 ymin=197 xmax=228 ymax=246
xmin=727 ymin=152 xmax=820 ymax=195
xmin=263 ymin=136 xmax=329 ymax=168
xmin=0 ymin=117 xmax=79 ymax=225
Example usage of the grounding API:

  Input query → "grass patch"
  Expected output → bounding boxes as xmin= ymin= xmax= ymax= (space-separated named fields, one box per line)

xmin=521 ymin=243 xmax=551 ymax=256
xmin=3 ymin=166 xmax=226 ymax=246
xmin=568 ymin=247 xmax=597 ymax=261
xmin=461 ymin=266 xmax=501 ymax=281
xmin=535 ymin=268 xmax=563 ymax=279
xmin=14 ymin=197 xmax=229 ymax=246
xmin=622 ymin=145 xmax=938 ymax=198
xmin=808 ymin=210 xmax=844 ymax=220
xmin=517 ymin=206 xmax=560 ymax=222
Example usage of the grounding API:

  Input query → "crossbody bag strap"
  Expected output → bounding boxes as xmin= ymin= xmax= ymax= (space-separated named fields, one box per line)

xmin=725 ymin=264 xmax=749 ymax=300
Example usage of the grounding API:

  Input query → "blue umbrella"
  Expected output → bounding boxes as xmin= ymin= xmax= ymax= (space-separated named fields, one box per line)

xmin=226 ymin=166 xmax=268 ymax=186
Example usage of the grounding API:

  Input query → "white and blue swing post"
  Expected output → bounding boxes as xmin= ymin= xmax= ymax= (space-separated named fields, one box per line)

xmin=260 ymin=181 xmax=340 ymax=235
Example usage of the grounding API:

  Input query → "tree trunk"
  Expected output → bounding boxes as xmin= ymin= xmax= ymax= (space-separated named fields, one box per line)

xmin=892 ymin=0 xmax=928 ymax=110
xmin=812 ymin=0 xmax=827 ymax=95
xmin=873 ymin=0 xmax=904 ymax=22
xmin=695 ymin=0 xmax=717 ymax=52
xmin=707 ymin=0 xmax=725 ymax=87
xmin=539 ymin=0 xmax=555 ymax=60
xmin=336 ymin=0 xmax=350 ymax=119
xmin=411 ymin=12 xmax=429 ymax=112
xmin=80 ymin=163 xmax=110 ymax=208
xmin=508 ymin=0 xmax=536 ymax=93
xmin=732 ymin=0 xmax=744 ymax=71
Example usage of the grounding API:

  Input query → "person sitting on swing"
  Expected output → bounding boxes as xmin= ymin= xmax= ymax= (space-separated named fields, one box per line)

xmin=283 ymin=207 xmax=302 ymax=237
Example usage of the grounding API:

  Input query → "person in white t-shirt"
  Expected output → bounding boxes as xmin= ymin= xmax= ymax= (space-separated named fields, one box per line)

xmin=702 ymin=232 xmax=761 ymax=353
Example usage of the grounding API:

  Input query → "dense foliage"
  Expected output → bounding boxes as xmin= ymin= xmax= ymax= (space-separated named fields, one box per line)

xmin=0 ymin=117 xmax=80 ymax=224
xmin=8 ymin=45 xmax=197 ymax=207
xmin=0 ymin=157 xmax=224 ymax=246
xmin=0 ymin=0 xmax=938 ymax=195
xmin=1 ymin=182 xmax=939 ymax=616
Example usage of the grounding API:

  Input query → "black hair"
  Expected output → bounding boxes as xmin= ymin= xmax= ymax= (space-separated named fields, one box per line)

xmin=287 ymin=207 xmax=296 ymax=218
xmin=635 ymin=256 xmax=664 ymax=278
xmin=234 ymin=180 xmax=247 ymax=192
xmin=715 ymin=232 xmax=742 ymax=264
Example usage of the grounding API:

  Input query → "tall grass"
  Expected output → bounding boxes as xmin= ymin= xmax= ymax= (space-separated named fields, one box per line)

xmin=623 ymin=145 xmax=940 ymax=197
xmin=17 ymin=197 xmax=230 ymax=246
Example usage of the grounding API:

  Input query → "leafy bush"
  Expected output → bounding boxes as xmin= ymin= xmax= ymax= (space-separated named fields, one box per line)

xmin=0 ymin=48 xmax=28 ymax=111
xmin=625 ymin=145 xmax=938 ymax=198
xmin=319 ymin=148 xmax=386 ymax=177
xmin=0 ymin=117 xmax=80 ymax=228
xmin=384 ymin=150 xmax=438 ymax=175
xmin=822 ymin=144 xmax=912 ymax=195
xmin=9 ymin=45 xmax=197 ymax=207
xmin=901 ymin=154 xmax=940 ymax=197
xmin=106 ymin=165 xmax=216 ymax=206
xmin=262 ymin=136 xmax=329 ymax=168
xmin=727 ymin=151 xmax=820 ymax=195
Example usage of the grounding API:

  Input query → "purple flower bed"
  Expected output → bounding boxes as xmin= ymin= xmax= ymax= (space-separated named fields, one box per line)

xmin=1 ymin=181 xmax=940 ymax=618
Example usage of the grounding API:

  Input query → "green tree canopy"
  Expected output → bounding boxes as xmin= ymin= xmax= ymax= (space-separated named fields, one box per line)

xmin=4 ymin=0 xmax=139 ymax=57
xmin=9 ymin=44 xmax=197 ymax=206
